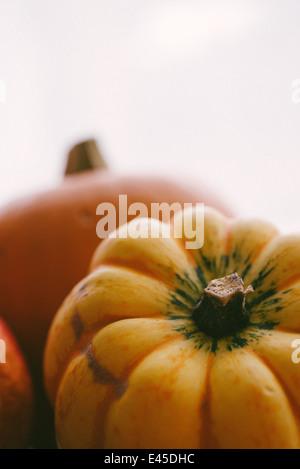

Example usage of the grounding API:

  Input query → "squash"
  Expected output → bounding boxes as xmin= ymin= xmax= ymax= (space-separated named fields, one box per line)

xmin=44 ymin=206 xmax=300 ymax=449
xmin=0 ymin=318 xmax=33 ymax=448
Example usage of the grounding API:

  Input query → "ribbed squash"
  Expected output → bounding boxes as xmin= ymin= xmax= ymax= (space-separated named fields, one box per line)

xmin=44 ymin=206 xmax=300 ymax=449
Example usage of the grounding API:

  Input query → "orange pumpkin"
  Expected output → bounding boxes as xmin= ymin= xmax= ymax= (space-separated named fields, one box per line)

xmin=45 ymin=206 xmax=300 ymax=449
xmin=0 ymin=318 xmax=33 ymax=449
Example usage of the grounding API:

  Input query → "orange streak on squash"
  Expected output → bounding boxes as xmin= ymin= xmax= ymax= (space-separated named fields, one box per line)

xmin=201 ymin=352 xmax=219 ymax=449
xmin=277 ymin=274 xmax=300 ymax=292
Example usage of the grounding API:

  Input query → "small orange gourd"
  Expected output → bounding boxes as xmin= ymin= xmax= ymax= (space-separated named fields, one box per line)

xmin=0 ymin=318 xmax=33 ymax=448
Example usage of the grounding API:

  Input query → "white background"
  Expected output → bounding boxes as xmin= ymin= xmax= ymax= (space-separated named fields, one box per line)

xmin=0 ymin=0 xmax=299 ymax=233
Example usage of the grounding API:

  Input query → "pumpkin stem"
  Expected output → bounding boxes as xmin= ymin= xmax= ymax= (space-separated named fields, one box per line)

xmin=65 ymin=139 xmax=107 ymax=176
xmin=192 ymin=273 xmax=253 ymax=339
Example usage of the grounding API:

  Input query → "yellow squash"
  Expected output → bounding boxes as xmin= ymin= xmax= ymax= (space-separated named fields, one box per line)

xmin=44 ymin=206 xmax=300 ymax=449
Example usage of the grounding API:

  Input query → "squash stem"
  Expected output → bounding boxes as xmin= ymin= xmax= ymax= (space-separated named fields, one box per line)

xmin=192 ymin=273 xmax=253 ymax=339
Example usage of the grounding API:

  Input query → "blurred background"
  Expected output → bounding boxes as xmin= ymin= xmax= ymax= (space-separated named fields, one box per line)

xmin=0 ymin=0 xmax=299 ymax=232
